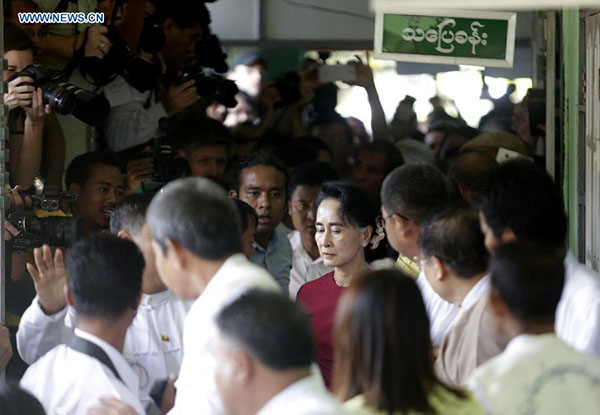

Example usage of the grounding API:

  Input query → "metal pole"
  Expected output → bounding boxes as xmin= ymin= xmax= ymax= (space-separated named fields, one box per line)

xmin=0 ymin=0 xmax=7 ymax=385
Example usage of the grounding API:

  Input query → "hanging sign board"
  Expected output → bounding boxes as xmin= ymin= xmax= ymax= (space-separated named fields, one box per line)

xmin=370 ymin=0 xmax=600 ymax=11
xmin=374 ymin=9 xmax=516 ymax=68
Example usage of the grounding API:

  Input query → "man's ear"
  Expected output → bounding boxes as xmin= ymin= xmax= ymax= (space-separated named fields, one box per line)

xmin=166 ymin=238 xmax=187 ymax=271
xmin=65 ymin=284 xmax=75 ymax=308
xmin=500 ymin=228 xmax=517 ymax=244
xmin=162 ymin=18 xmax=176 ymax=36
xmin=431 ymin=256 xmax=448 ymax=281
xmin=69 ymin=183 xmax=82 ymax=195
xmin=117 ymin=230 xmax=134 ymax=242
xmin=178 ymin=149 xmax=188 ymax=160
xmin=230 ymin=348 xmax=254 ymax=385
xmin=228 ymin=190 xmax=238 ymax=198
xmin=393 ymin=214 xmax=413 ymax=238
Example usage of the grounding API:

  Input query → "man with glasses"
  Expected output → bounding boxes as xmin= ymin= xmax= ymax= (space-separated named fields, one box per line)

xmin=380 ymin=163 xmax=457 ymax=347
xmin=286 ymin=161 xmax=337 ymax=299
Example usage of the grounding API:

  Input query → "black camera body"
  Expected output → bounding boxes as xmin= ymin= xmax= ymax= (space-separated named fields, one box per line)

xmin=82 ymin=25 xmax=161 ymax=94
xmin=7 ymin=211 xmax=82 ymax=251
xmin=6 ymin=64 xmax=111 ymax=127
xmin=22 ymin=186 xmax=79 ymax=212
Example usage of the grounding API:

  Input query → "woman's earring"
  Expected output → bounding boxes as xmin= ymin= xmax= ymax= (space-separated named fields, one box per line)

xmin=370 ymin=223 xmax=385 ymax=250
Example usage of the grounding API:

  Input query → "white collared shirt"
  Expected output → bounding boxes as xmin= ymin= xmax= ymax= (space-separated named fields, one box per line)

xmin=460 ymin=275 xmax=490 ymax=311
xmin=288 ymin=230 xmax=332 ymax=300
xmin=257 ymin=373 xmax=347 ymax=415
xmin=17 ymin=290 xmax=192 ymax=399
xmin=169 ymin=254 xmax=279 ymax=415
xmin=417 ymin=272 xmax=459 ymax=347
xmin=467 ymin=333 xmax=600 ymax=414
xmin=556 ymin=253 xmax=600 ymax=357
xmin=20 ymin=328 xmax=146 ymax=415
xmin=419 ymin=273 xmax=490 ymax=348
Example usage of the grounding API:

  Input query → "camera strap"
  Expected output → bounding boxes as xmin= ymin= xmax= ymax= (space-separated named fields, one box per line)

xmin=66 ymin=335 xmax=123 ymax=382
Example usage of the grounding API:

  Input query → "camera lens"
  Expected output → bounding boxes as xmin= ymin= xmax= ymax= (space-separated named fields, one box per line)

xmin=42 ymin=82 xmax=77 ymax=115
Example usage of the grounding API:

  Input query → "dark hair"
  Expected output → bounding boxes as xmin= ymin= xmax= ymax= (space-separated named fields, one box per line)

xmin=446 ymin=151 xmax=497 ymax=207
xmin=313 ymin=116 xmax=354 ymax=145
xmin=232 ymin=198 xmax=257 ymax=234
xmin=480 ymin=159 xmax=567 ymax=247
xmin=419 ymin=203 xmax=489 ymax=277
xmin=216 ymin=290 xmax=315 ymax=370
xmin=110 ymin=192 xmax=155 ymax=236
xmin=151 ymin=0 xmax=210 ymax=28
xmin=355 ymin=140 xmax=405 ymax=175
xmin=233 ymin=152 xmax=289 ymax=194
xmin=169 ymin=113 xmax=233 ymax=155
xmin=65 ymin=234 xmax=143 ymax=318
xmin=315 ymin=181 xmax=376 ymax=229
xmin=380 ymin=163 xmax=450 ymax=225
xmin=297 ymin=135 xmax=334 ymax=161
xmin=147 ymin=177 xmax=242 ymax=259
xmin=491 ymin=241 xmax=565 ymax=323
xmin=0 ymin=383 xmax=46 ymax=415
xmin=4 ymin=22 xmax=35 ymax=53
xmin=288 ymin=161 xmax=337 ymax=197
xmin=65 ymin=150 xmax=123 ymax=189
xmin=334 ymin=270 xmax=462 ymax=414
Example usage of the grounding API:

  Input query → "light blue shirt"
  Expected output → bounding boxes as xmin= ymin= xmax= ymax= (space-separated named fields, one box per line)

xmin=250 ymin=226 xmax=292 ymax=293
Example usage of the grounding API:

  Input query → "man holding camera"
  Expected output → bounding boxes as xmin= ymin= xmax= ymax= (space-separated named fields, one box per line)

xmin=3 ymin=23 xmax=65 ymax=189
xmin=101 ymin=0 xmax=209 ymax=152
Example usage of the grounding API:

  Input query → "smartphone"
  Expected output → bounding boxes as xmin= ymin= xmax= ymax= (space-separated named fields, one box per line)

xmin=496 ymin=147 xmax=533 ymax=164
xmin=318 ymin=64 xmax=357 ymax=83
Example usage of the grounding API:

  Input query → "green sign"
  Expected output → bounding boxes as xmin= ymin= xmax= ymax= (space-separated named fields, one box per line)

xmin=374 ymin=10 xmax=516 ymax=68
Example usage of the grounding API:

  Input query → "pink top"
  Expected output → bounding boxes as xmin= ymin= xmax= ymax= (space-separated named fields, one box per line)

xmin=296 ymin=271 xmax=345 ymax=388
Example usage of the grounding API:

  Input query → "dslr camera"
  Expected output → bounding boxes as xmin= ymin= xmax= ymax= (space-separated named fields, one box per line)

xmin=81 ymin=24 xmax=162 ymax=93
xmin=176 ymin=32 xmax=238 ymax=108
xmin=7 ymin=187 xmax=82 ymax=251
xmin=135 ymin=118 xmax=191 ymax=191
xmin=6 ymin=64 xmax=111 ymax=127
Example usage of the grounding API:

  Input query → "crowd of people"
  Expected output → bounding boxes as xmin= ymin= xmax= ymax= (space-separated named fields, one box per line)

xmin=1 ymin=0 xmax=600 ymax=414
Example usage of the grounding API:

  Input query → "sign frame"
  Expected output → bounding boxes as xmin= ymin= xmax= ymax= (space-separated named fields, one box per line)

xmin=374 ymin=9 xmax=517 ymax=68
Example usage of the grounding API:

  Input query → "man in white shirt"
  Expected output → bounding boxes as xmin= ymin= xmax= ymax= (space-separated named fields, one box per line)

xmin=478 ymin=159 xmax=600 ymax=357
xmin=380 ymin=163 xmax=458 ymax=346
xmin=20 ymin=235 xmax=147 ymax=415
xmin=146 ymin=177 xmax=279 ymax=415
xmin=17 ymin=193 xmax=192 ymax=405
xmin=214 ymin=289 xmax=345 ymax=415
xmin=287 ymin=161 xmax=336 ymax=298
xmin=417 ymin=204 xmax=509 ymax=386
xmin=467 ymin=241 xmax=600 ymax=414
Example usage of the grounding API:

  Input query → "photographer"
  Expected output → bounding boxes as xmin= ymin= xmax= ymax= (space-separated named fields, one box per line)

xmin=101 ymin=0 xmax=209 ymax=152
xmin=3 ymin=23 xmax=65 ymax=189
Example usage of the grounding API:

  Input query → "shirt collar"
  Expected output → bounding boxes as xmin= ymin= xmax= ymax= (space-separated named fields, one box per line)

xmin=461 ymin=274 xmax=490 ymax=310
xmin=290 ymin=231 xmax=324 ymax=266
xmin=139 ymin=289 xmax=173 ymax=308
xmin=256 ymin=374 xmax=324 ymax=415
xmin=73 ymin=328 xmax=140 ymax=392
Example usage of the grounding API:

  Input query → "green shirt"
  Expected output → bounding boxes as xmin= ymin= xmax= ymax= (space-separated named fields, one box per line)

xmin=344 ymin=384 xmax=484 ymax=415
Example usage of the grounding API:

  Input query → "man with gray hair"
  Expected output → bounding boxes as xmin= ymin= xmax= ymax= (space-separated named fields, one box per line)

xmin=146 ymin=177 xmax=279 ymax=415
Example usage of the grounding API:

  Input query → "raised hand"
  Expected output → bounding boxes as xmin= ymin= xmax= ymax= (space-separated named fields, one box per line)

xmin=26 ymin=245 xmax=67 ymax=315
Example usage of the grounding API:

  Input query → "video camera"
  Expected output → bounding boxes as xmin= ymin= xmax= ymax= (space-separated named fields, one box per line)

xmin=7 ymin=187 xmax=82 ymax=251
xmin=6 ymin=64 xmax=111 ymax=127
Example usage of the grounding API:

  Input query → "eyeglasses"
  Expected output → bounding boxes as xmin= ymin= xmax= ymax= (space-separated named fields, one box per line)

xmin=376 ymin=212 xmax=409 ymax=228
xmin=376 ymin=214 xmax=394 ymax=228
